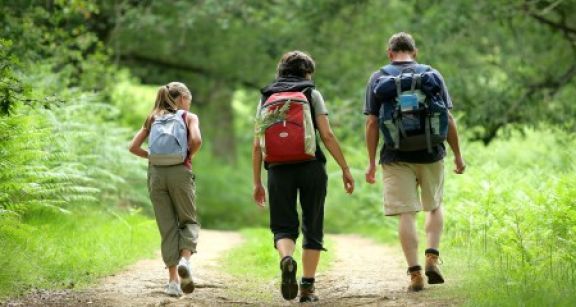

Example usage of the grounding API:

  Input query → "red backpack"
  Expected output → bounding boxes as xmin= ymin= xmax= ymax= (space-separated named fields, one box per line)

xmin=257 ymin=91 xmax=316 ymax=163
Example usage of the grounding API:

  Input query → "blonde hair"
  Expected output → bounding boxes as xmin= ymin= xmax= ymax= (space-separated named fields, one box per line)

xmin=144 ymin=82 xmax=192 ymax=129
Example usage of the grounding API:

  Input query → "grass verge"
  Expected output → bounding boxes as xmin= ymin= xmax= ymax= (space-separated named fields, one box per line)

xmin=0 ymin=209 xmax=159 ymax=300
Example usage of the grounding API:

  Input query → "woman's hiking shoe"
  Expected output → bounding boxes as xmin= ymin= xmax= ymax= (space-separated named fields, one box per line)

xmin=425 ymin=253 xmax=445 ymax=284
xmin=177 ymin=258 xmax=195 ymax=294
xmin=280 ymin=256 xmax=298 ymax=300
xmin=407 ymin=266 xmax=424 ymax=292
xmin=164 ymin=281 xmax=183 ymax=297
xmin=299 ymin=281 xmax=319 ymax=303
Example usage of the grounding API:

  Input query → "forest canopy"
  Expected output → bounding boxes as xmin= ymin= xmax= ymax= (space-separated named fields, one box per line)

xmin=2 ymin=0 xmax=575 ymax=161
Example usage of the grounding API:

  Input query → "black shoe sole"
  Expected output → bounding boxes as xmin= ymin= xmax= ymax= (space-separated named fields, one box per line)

xmin=178 ymin=265 xmax=195 ymax=294
xmin=280 ymin=257 xmax=298 ymax=300
xmin=178 ymin=264 xmax=190 ymax=279
xmin=425 ymin=270 xmax=444 ymax=284
xmin=180 ymin=280 xmax=195 ymax=294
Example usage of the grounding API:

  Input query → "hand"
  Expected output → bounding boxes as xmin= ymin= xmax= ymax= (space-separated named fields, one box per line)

xmin=342 ymin=168 xmax=354 ymax=194
xmin=454 ymin=156 xmax=466 ymax=174
xmin=365 ymin=163 xmax=376 ymax=184
xmin=253 ymin=183 xmax=266 ymax=207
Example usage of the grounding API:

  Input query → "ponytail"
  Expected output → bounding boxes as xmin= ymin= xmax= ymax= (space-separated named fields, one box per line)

xmin=145 ymin=82 xmax=192 ymax=129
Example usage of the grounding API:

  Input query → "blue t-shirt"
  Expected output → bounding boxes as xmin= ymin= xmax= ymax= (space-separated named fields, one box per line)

xmin=363 ymin=61 xmax=453 ymax=164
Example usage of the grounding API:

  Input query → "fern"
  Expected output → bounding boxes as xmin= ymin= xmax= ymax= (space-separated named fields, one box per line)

xmin=0 ymin=93 xmax=152 ymax=215
xmin=254 ymin=101 xmax=291 ymax=136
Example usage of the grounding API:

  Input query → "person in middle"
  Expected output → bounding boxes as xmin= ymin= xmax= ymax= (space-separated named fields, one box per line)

xmin=252 ymin=50 xmax=354 ymax=303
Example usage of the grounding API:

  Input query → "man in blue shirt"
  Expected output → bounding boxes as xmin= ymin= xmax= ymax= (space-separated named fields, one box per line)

xmin=364 ymin=32 xmax=465 ymax=292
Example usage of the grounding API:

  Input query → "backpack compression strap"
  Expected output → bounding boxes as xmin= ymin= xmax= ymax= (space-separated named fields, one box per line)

xmin=383 ymin=64 xmax=434 ymax=153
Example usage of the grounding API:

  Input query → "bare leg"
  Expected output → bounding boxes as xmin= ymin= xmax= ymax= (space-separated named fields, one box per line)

xmin=277 ymin=238 xmax=296 ymax=258
xmin=398 ymin=212 xmax=419 ymax=267
xmin=425 ymin=206 xmax=443 ymax=250
xmin=180 ymin=249 xmax=192 ymax=261
xmin=302 ymin=249 xmax=320 ymax=278
xmin=168 ymin=266 xmax=178 ymax=282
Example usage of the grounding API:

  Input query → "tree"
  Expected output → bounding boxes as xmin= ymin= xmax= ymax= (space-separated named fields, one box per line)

xmin=28 ymin=0 xmax=571 ymax=159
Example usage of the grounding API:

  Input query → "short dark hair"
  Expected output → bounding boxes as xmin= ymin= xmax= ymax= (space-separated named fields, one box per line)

xmin=388 ymin=32 xmax=417 ymax=53
xmin=276 ymin=50 xmax=315 ymax=78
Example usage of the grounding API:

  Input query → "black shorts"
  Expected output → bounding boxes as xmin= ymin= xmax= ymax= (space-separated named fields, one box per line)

xmin=267 ymin=160 xmax=327 ymax=250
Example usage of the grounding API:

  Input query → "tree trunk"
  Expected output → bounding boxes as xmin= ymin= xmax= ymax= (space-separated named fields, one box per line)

xmin=195 ymin=80 xmax=236 ymax=164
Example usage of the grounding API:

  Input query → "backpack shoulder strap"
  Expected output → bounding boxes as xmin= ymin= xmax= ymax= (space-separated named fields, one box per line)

xmin=414 ymin=64 xmax=431 ymax=74
xmin=302 ymin=87 xmax=319 ymax=129
xmin=381 ymin=64 xmax=401 ymax=76
xmin=180 ymin=110 xmax=188 ymax=126
xmin=382 ymin=63 xmax=431 ymax=75
xmin=301 ymin=87 xmax=314 ymax=104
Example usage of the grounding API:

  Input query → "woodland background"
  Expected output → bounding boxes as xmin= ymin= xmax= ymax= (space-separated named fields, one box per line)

xmin=1 ymin=0 xmax=575 ymax=305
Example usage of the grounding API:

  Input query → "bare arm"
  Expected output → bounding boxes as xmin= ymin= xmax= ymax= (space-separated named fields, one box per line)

xmin=447 ymin=111 xmax=465 ymax=174
xmin=316 ymin=115 xmax=354 ymax=194
xmin=129 ymin=127 xmax=150 ymax=159
xmin=186 ymin=113 xmax=202 ymax=159
xmin=252 ymin=134 xmax=266 ymax=207
xmin=365 ymin=115 xmax=379 ymax=183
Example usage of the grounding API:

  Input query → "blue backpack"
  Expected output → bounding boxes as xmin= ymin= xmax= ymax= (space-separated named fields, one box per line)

xmin=148 ymin=110 xmax=188 ymax=165
xmin=373 ymin=64 xmax=449 ymax=153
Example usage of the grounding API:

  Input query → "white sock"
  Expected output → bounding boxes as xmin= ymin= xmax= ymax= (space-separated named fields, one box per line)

xmin=179 ymin=258 xmax=191 ymax=268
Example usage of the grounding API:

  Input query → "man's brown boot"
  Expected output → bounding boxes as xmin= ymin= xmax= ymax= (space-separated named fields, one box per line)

xmin=425 ymin=251 xmax=444 ymax=284
xmin=407 ymin=266 xmax=424 ymax=292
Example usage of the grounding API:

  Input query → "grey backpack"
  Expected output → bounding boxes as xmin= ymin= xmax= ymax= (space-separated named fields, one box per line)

xmin=148 ymin=110 xmax=188 ymax=165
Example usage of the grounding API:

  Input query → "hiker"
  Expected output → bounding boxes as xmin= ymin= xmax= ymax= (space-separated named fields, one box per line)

xmin=364 ymin=32 xmax=465 ymax=291
xmin=129 ymin=82 xmax=202 ymax=297
xmin=252 ymin=51 xmax=354 ymax=302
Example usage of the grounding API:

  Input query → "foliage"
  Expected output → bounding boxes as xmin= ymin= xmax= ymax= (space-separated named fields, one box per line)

xmin=193 ymin=148 xmax=268 ymax=229
xmin=0 ymin=98 xmax=151 ymax=216
xmin=107 ymin=0 xmax=575 ymax=148
xmin=1 ymin=1 xmax=119 ymax=109
xmin=312 ymin=126 xmax=576 ymax=304
xmin=441 ymin=128 xmax=576 ymax=305
xmin=0 ymin=210 xmax=158 ymax=298
xmin=1 ymin=1 xmax=575 ymax=305
xmin=254 ymin=101 xmax=291 ymax=136
xmin=0 ymin=0 xmax=151 ymax=216
xmin=0 ymin=2 xmax=157 ymax=299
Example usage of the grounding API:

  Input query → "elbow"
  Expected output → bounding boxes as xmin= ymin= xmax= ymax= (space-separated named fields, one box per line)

xmin=365 ymin=116 xmax=379 ymax=131
xmin=128 ymin=144 xmax=138 ymax=155
xmin=448 ymin=112 xmax=456 ymax=124
xmin=190 ymin=138 xmax=202 ymax=150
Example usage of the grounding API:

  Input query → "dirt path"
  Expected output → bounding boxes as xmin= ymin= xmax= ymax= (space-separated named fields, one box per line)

xmin=315 ymin=234 xmax=458 ymax=306
xmin=4 ymin=230 xmax=246 ymax=306
xmin=4 ymin=231 xmax=458 ymax=306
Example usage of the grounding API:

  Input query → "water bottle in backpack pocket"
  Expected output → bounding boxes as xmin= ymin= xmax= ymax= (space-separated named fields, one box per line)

xmin=374 ymin=64 xmax=449 ymax=153
xmin=148 ymin=110 xmax=188 ymax=166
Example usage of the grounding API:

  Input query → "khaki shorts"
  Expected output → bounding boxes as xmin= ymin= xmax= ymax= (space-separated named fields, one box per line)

xmin=381 ymin=161 xmax=444 ymax=216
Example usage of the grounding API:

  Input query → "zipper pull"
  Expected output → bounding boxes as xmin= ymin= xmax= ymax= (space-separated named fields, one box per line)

xmin=283 ymin=120 xmax=286 ymax=127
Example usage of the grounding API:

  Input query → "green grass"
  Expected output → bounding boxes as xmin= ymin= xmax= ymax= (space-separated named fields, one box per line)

xmin=0 ymin=209 xmax=159 ymax=299
xmin=221 ymin=228 xmax=333 ymax=302
xmin=288 ymin=127 xmax=576 ymax=306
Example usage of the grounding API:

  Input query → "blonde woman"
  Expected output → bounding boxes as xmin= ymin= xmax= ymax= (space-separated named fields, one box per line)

xmin=129 ymin=82 xmax=202 ymax=297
